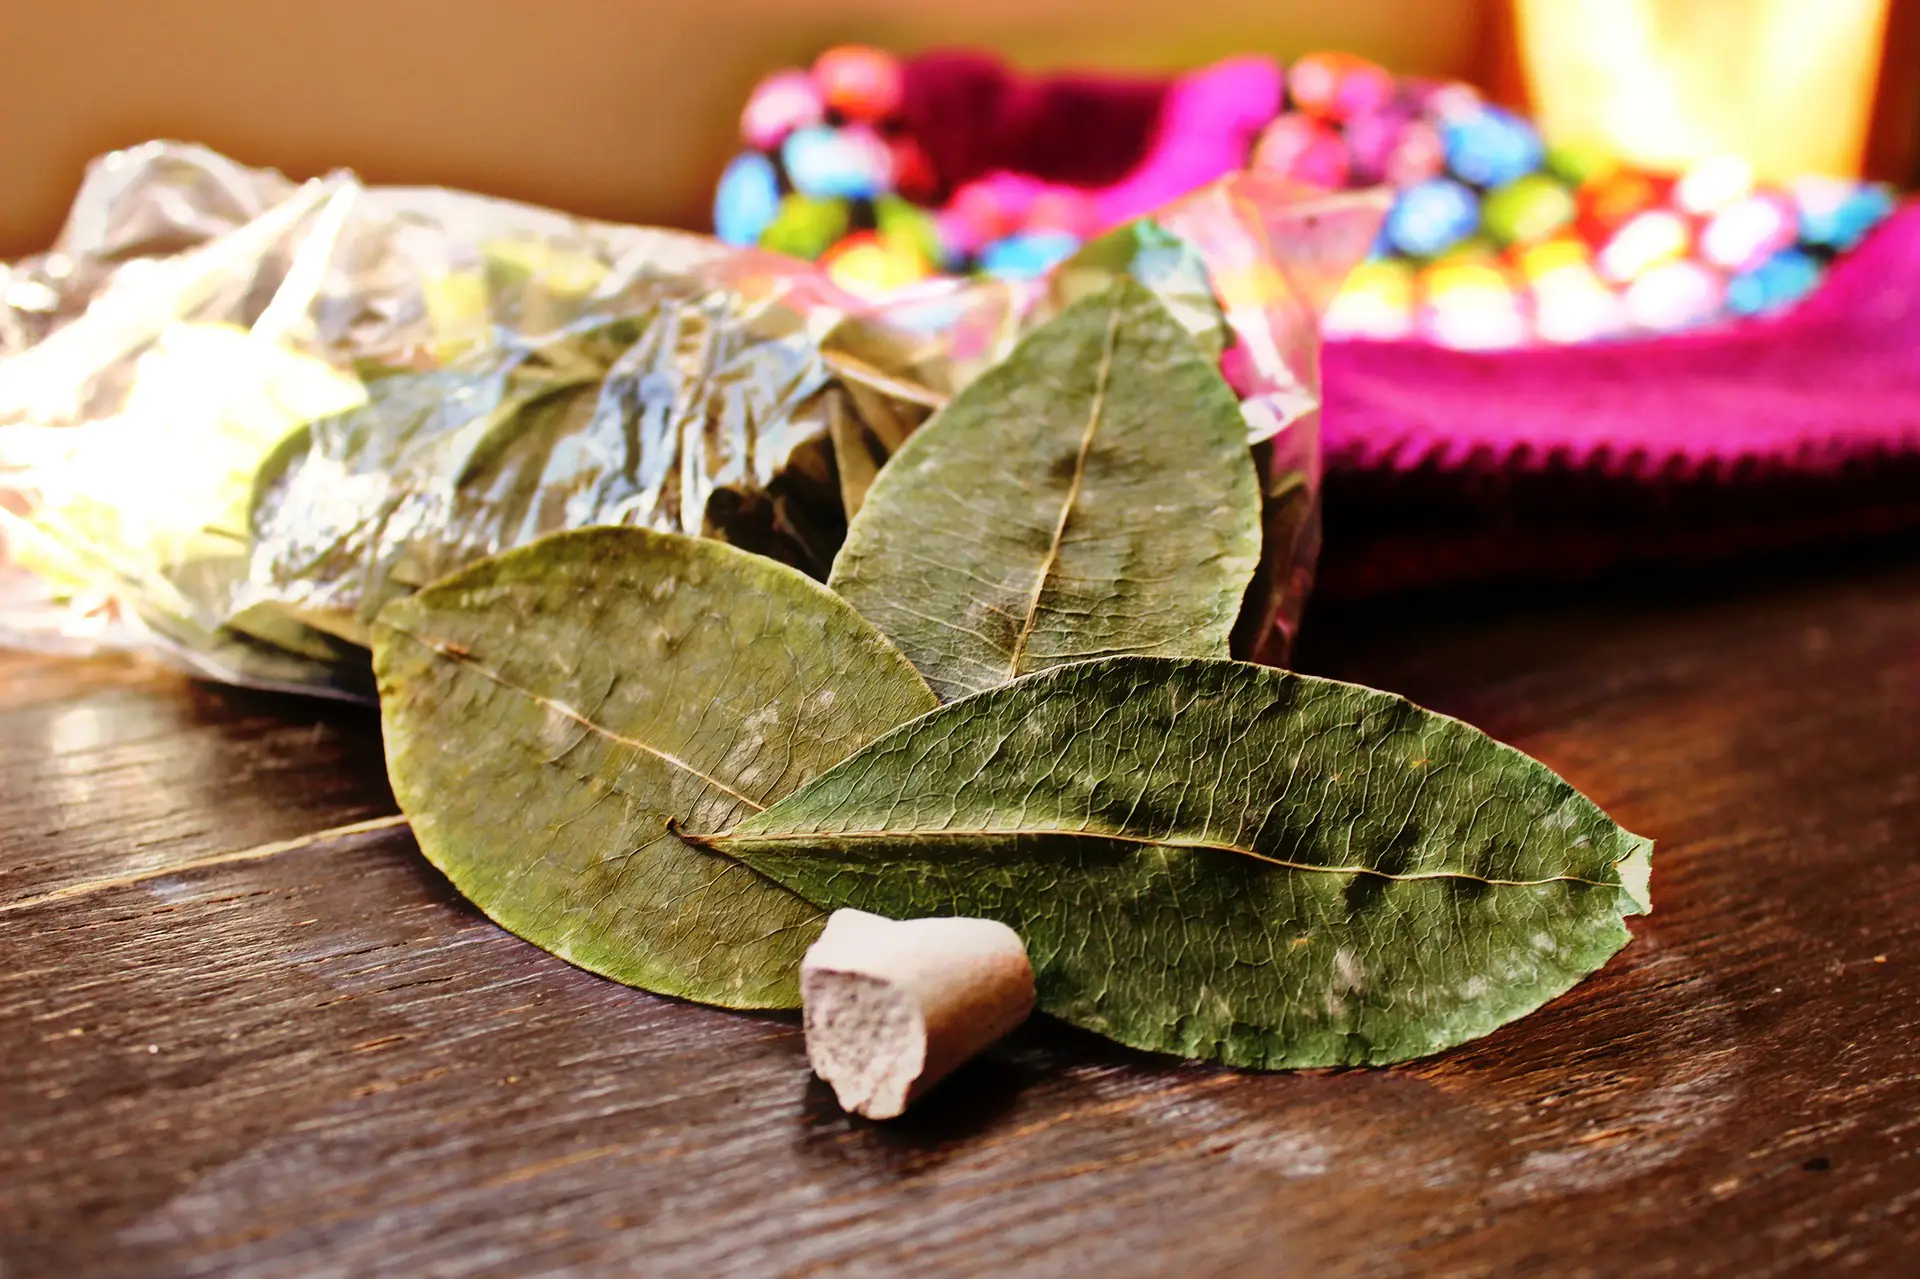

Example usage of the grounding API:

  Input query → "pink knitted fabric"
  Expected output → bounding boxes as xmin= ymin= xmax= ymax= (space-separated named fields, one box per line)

xmin=1322 ymin=204 xmax=1920 ymax=476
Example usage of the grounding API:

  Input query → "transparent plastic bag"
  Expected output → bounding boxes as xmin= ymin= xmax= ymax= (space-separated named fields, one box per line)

xmin=0 ymin=143 xmax=1381 ymax=697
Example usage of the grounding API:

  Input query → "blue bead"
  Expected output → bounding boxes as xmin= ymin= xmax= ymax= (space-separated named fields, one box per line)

xmin=1760 ymin=249 xmax=1822 ymax=306
xmin=1441 ymin=106 xmax=1544 ymax=189
xmin=1728 ymin=248 xmax=1822 ymax=315
xmin=782 ymin=125 xmax=883 ymax=200
xmin=1725 ymin=270 xmax=1768 ymax=316
xmin=713 ymin=152 xmax=781 ymax=247
xmin=979 ymin=232 xmax=1081 ymax=280
xmin=1798 ymin=183 xmax=1895 ymax=250
xmin=1383 ymin=179 xmax=1480 ymax=258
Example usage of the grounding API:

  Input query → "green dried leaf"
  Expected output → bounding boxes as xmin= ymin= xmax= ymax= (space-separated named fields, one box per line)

xmin=371 ymin=527 xmax=937 ymax=1007
xmin=697 ymin=656 xmax=1654 ymax=1068
xmin=1051 ymin=220 xmax=1229 ymax=358
xmin=246 ymin=288 xmax=915 ymax=647
xmin=828 ymin=279 xmax=1261 ymax=701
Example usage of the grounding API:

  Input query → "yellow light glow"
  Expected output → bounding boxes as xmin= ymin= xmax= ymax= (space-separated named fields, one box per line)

xmin=1515 ymin=0 xmax=1891 ymax=180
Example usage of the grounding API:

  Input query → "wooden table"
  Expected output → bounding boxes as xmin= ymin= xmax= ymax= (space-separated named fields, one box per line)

xmin=6 ymin=548 xmax=1919 ymax=1277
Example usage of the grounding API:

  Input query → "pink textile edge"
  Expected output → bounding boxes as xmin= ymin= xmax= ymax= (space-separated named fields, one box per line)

xmin=1322 ymin=203 xmax=1920 ymax=478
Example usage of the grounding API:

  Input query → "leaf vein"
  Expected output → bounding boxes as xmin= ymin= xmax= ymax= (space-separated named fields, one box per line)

xmin=389 ymin=624 xmax=766 ymax=812
xmin=1004 ymin=298 xmax=1120 ymax=679
xmin=710 ymin=826 xmax=1634 ymax=890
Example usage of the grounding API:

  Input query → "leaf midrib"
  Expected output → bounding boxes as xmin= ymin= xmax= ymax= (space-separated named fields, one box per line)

xmin=387 ymin=623 xmax=766 ymax=812
xmin=707 ymin=824 xmax=1634 ymax=890
xmin=1003 ymin=299 xmax=1122 ymax=681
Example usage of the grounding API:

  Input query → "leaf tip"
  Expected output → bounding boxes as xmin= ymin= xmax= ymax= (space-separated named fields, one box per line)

xmin=1615 ymin=835 xmax=1655 ymax=916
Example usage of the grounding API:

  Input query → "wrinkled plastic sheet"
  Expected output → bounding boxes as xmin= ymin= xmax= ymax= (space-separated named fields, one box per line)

xmin=0 ymin=141 xmax=1382 ymax=698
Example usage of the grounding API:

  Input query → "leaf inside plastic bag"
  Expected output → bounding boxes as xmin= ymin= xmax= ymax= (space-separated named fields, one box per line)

xmin=242 ymin=284 xmax=873 ymax=645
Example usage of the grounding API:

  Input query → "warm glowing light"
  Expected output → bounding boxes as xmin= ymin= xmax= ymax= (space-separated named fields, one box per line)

xmin=1516 ymin=0 xmax=1891 ymax=179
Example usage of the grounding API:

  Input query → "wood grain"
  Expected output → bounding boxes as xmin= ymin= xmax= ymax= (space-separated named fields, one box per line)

xmin=5 ymin=551 xmax=1920 ymax=1277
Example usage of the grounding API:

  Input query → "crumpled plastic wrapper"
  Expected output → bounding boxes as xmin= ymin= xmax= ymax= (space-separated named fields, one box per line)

xmin=0 ymin=141 xmax=1382 ymax=698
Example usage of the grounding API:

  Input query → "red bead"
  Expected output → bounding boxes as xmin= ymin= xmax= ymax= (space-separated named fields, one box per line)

xmin=889 ymin=137 xmax=939 ymax=201
xmin=1576 ymin=169 xmax=1672 ymax=243
xmin=1288 ymin=51 xmax=1397 ymax=122
xmin=812 ymin=45 xmax=903 ymax=122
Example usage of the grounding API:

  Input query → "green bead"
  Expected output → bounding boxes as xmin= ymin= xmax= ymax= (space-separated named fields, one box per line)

xmin=1482 ymin=174 xmax=1576 ymax=247
xmin=759 ymin=194 xmax=851 ymax=261
xmin=1544 ymin=139 xmax=1617 ymax=187
xmin=874 ymin=195 xmax=942 ymax=264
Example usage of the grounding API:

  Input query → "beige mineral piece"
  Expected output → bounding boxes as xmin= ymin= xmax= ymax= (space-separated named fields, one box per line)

xmin=800 ymin=909 xmax=1037 ymax=1119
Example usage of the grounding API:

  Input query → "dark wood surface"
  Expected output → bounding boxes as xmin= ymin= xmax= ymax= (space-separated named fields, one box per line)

xmin=6 ymin=548 xmax=1920 ymax=1278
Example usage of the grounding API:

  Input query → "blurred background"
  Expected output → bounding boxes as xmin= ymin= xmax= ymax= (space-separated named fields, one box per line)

xmin=5 ymin=0 xmax=1919 ymax=658
xmin=3 ymin=0 xmax=1917 ymax=258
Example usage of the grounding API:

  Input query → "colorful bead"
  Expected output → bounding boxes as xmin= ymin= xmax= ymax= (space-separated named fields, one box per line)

xmin=1515 ymin=235 xmax=1593 ymax=282
xmin=813 ymin=45 xmax=904 ymax=122
xmin=1250 ymin=115 xmax=1350 ymax=188
xmin=782 ymin=124 xmax=891 ymax=200
xmin=1383 ymin=179 xmax=1480 ymax=258
xmin=979 ymin=232 xmax=1082 ymax=280
xmin=1421 ymin=260 xmax=1530 ymax=350
xmin=1441 ymin=106 xmax=1543 ymax=188
xmin=889 ymin=136 xmax=939 ymax=201
xmin=935 ymin=207 xmax=988 ymax=259
xmin=741 ymin=70 xmax=825 ymax=151
xmin=1481 ymin=173 xmax=1576 ymax=247
xmin=1287 ymin=51 xmax=1397 ymax=121
xmin=874 ymin=195 xmax=946 ymax=267
xmin=1699 ymin=194 xmax=1797 ymax=273
xmin=821 ymin=230 xmax=931 ymax=296
xmin=1344 ymin=108 xmax=1414 ymax=185
xmin=1596 ymin=210 xmax=1691 ymax=283
xmin=722 ymin=47 xmax=1902 ymax=351
xmin=1383 ymin=120 xmax=1447 ymax=186
xmin=759 ymin=194 xmax=850 ymax=261
xmin=1403 ymin=77 xmax=1483 ymax=124
xmin=1727 ymin=248 xmax=1823 ymax=315
xmin=1322 ymin=258 xmax=1417 ymax=340
xmin=1793 ymin=178 xmax=1896 ymax=250
xmin=713 ymin=152 xmax=782 ymax=247
xmin=1624 ymin=259 xmax=1725 ymax=332
xmin=1531 ymin=261 xmax=1625 ymax=344
xmin=946 ymin=179 xmax=1016 ymax=248
xmin=1675 ymin=154 xmax=1754 ymax=215
xmin=1543 ymin=139 xmax=1616 ymax=187
xmin=1576 ymin=169 xmax=1668 ymax=242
